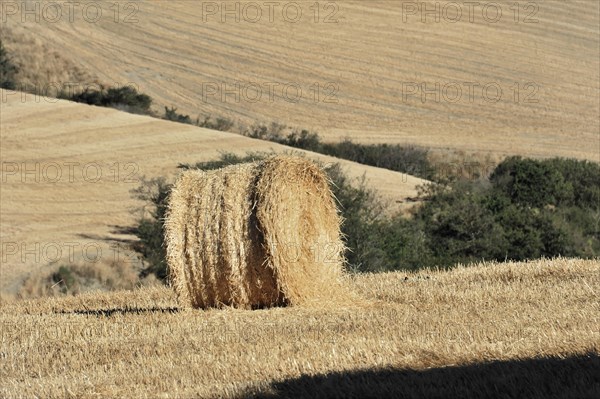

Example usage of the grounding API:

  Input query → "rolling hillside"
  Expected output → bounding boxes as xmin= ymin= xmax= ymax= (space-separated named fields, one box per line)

xmin=0 ymin=89 xmax=426 ymax=293
xmin=1 ymin=4 xmax=598 ymax=396
xmin=2 ymin=0 xmax=598 ymax=159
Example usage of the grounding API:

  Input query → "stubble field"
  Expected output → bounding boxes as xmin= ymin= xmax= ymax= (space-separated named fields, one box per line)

xmin=2 ymin=0 xmax=599 ymax=159
xmin=1 ymin=2 xmax=599 ymax=397
xmin=1 ymin=258 xmax=598 ymax=397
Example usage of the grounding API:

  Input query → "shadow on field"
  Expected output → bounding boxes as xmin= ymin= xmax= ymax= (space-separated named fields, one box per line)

xmin=77 ymin=225 xmax=139 ymax=245
xmin=247 ymin=352 xmax=599 ymax=399
xmin=56 ymin=307 xmax=180 ymax=317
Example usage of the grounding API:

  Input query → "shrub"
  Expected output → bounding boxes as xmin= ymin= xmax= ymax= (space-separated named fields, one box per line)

xmin=197 ymin=115 xmax=235 ymax=131
xmin=488 ymin=156 xmax=599 ymax=258
xmin=325 ymin=164 xmax=390 ymax=271
xmin=413 ymin=156 xmax=599 ymax=266
xmin=0 ymin=40 xmax=19 ymax=90
xmin=243 ymin=122 xmax=287 ymax=141
xmin=239 ymin=123 xmax=436 ymax=181
xmin=52 ymin=266 xmax=76 ymax=294
xmin=131 ymin=153 xmax=599 ymax=277
xmin=489 ymin=157 xmax=600 ymax=209
xmin=64 ymin=86 xmax=153 ymax=115
xmin=544 ymin=158 xmax=600 ymax=208
xmin=277 ymin=129 xmax=321 ymax=152
xmin=130 ymin=177 xmax=172 ymax=280
xmin=321 ymin=140 xmax=435 ymax=181
xmin=164 ymin=106 xmax=192 ymax=124
xmin=490 ymin=156 xmax=572 ymax=208
xmin=373 ymin=216 xmax=434 ymax=271
xmin=416 ymin=180 xmax=509 ymax=265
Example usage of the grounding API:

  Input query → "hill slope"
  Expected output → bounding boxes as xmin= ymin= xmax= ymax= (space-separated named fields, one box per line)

xmin=0 ymin=90 xmax=425 ymax=293
xmin=3 ymin=0 xmax=598 ymax=159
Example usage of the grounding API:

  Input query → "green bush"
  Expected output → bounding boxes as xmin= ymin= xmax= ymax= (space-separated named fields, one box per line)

xmin=416 ymin=180 xmax=509 ymax=265
xmin=0 ymin=40 xmax=18 ymax=90
xmin=243 ymin=122 xmax=287 ymax=141
xmin=130 ymin=177 xmax=172 ymax=279
xmin=277 ymin=129 xmax=321 ymax=152
xmin=162 ymin=109 xmax=235 ymax=130
xmin=544 ymin=158 xmax=600 ymax=208
xmin=321 ymin=140 xmax=435 ymax=181
xmin=131 ymin=152 xmax=599 ymax=278
xmin=338 ymin=155 xmax=599 ymax=270
xmin=240 ymin=123 xmax=435 ymax=181
xmin=51 ymin=265 xmax=76 ymax=293
xmin=489 ymin=157 xmax=600 ymax=209
xmin=490 ymin=156 xmax=572 ymax=208
xmin=197 ymin=115 xmax=235 ymax=131
xmin=413 ymin=156 xmax=599 ymax=266
xmin=325 ymin=164 xmax=389 ymax=271
xmin=164 ymin=106 xmax=192 ymax=124
xmin=64 ymin=86 xmax=153 ymax=115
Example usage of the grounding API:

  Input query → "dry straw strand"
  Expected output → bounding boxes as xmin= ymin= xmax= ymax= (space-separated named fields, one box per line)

xmin=165 ymin=155 xmax=354 ymax=309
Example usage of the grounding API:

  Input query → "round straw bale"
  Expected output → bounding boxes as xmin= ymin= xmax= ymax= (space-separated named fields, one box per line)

xmin=165 ymin=155 xmax=352 ymax=309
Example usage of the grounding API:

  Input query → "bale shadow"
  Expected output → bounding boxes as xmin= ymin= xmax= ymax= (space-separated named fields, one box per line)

xmin=246 ymin=352 xmax=599 ymax=399
xmin=56 ymin=307 xmax=180 ymax=317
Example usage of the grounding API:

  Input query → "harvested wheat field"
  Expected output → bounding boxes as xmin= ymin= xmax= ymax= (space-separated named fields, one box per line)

xmin=166 ymin=156 xmax=352 ymax=309
xmin=2 ymin=0 xmax=598 ymax=159
xmin=1 ymin=2 xmax=599 ymax=397
xmin=0 ymin=89 xmax=426 ymax=294
xmin=0 ymin=258 xmax=598 ymax=398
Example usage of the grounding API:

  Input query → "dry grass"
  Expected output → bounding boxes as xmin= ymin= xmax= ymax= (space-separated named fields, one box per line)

xmin=1 ymin=258 xmax=598 ymax=398
xmin=16 ymin=258 xmax=158 ymax=299
xmin=427 ymin=148 xmax=505 ymax=181
xmin=166 ymin=156 xmax=352 ymax=309
xmin=1 ymin=26 xmax=102 ymax=93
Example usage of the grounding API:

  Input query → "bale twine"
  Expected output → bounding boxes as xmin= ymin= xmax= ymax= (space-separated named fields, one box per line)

xmin=165 ymin=156 xmax=353 ymax=309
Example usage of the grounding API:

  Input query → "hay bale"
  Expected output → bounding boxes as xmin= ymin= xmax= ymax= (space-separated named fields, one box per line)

xmin=165 ymin=155 xmax=352 ymax=309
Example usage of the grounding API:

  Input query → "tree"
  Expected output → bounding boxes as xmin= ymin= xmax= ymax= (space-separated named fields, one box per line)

xmin=417 ymin=181 xmax=507 ymax=265
xmin=490 ymin=156 xmax=573 ymax=208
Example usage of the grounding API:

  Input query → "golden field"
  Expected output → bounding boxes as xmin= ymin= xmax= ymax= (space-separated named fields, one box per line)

xmin=1 ymin=258 xmax=598 ymax=398
xmin=1 ymin=2 xmax=599 ymax=397
xmin=2 ymin=0 xmax=599 ymax=159
xmin=1 ymin=0 xmax=598 ymax=293
xmin=0 ymin=90 xmax=425 ymax=293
